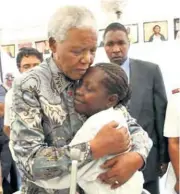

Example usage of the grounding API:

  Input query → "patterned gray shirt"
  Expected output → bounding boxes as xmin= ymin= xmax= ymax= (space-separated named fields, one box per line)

xmin=10 ymin=58 xmax=152 ymax=194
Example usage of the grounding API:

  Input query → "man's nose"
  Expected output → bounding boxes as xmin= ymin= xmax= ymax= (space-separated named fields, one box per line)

xmin=112 ymin=44 xmax=120 ymax=53
xmin=81 ymin=51 xmax=92 ymax=64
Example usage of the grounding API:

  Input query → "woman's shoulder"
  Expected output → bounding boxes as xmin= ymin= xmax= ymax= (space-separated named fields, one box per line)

xmin=87 ymin=107 xmax=127 ymax=128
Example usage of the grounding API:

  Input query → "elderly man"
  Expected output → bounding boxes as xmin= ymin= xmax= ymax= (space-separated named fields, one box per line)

xmin=10 ymin=6 xmax=152 ymax=194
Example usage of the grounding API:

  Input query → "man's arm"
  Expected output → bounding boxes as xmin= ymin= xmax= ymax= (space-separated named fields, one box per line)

xmin=153 ymin=65 xmax=169 ymax=176
xmin=126 ymin=112 xmax=153 ymax=168
xmin=98 ymin=113 xmax=152 ymax=188
xmin=153 ymin=65 xmax=169 ymax=164
xmin=10 ymin=76 xmax=94 ymax=182
xmin=11 ymin=74 xmax=130 ymax=184
xmin=3 ymin=126 xmax=10 ymax=137
xmin=0 ymin=104 xmax=4 ymax=118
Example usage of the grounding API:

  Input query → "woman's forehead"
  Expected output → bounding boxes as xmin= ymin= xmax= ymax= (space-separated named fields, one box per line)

xmin=83 ymin=67 xmax=105 ymax=81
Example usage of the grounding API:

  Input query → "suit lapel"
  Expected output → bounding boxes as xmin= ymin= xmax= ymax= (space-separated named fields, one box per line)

xmin=129 ymin=59 xmax=145 ymax=120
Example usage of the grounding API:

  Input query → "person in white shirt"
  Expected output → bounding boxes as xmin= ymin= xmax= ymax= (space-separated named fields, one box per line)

xmin=164 ymin=88 xmax=180 ymax=194
xmin=36 ymin=63 xmax=148 ymax=194
xmin=4 ymin=47 xmax=43 ymax=137
xmin=70 ymin=62 xmax=146 ymax=194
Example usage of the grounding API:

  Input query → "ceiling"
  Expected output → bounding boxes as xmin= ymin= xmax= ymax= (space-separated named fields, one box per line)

xmin=0 ymin=0 xmax=179 ymax=29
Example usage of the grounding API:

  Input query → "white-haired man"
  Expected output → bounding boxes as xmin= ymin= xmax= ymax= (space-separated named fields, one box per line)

xmin=10 ymin=6 xmax=152 ymax=194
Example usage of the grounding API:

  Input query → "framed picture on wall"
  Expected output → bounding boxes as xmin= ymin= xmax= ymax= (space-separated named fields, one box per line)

xmin=143 ymin=20 xmax=168 ymax=42
xmin=18 ymin=42 xmax=32 ymax=50
xmin=35 ymin=40 xmax=50 ymax=54
xmin=1 ymin=44 xmax=15 ymax=58
xmin=124 ymin=24 xmax=139 ymax=44
xmin=98 ymin=29 xmax=105 ymax=47
xmin=174 ymin=18 xmax=180 ymax=40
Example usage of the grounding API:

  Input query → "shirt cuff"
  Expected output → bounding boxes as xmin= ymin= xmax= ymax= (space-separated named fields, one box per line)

xmin=69 ymin=142 xmax=93 ymax=162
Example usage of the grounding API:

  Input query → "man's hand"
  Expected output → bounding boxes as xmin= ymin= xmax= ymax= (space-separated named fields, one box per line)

xmin=90 ymin=121 xmax=131 ymax=159
xmin=175 ymin=181 xmax=179 ymax=194
xmin=0 ymin=103 xmax=4 ymax=117
xmin=158 ymin=163 xmax=168 ymax=177
xmin=98 ymin=152 xmax=144 ymax=189
xmin=3 ymin=126 xmax=10 ymax=137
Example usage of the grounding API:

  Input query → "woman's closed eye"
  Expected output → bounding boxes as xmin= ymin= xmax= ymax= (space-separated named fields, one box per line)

xmin=85 ymin=84 xmax=95 ymax=92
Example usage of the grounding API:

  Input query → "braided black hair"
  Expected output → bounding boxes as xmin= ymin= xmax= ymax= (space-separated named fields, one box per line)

xmin=94 ymin=62 xmax=131 ymax=106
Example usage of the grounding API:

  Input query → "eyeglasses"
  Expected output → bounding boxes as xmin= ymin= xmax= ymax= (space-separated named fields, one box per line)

xmin=5 ymin=76 xmax=14 ymax=80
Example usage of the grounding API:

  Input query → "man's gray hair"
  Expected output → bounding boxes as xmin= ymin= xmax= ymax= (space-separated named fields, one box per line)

xmin=48 ymin=5 xmax=97 ymax=42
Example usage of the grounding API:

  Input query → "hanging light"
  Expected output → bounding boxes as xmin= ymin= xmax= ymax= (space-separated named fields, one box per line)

xmin=101 ymin=0 xmax=128 ymax=19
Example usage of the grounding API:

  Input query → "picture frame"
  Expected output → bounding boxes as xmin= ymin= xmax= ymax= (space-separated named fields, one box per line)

xmin=143 ymin=20 xmax=168 ymax=42
xmin=174 ymin=18 xmax=180 ymax=40
xmin=18 ymin=42 xmax=32 ymax=50
xmin=1 ymin=44 xmax=15 ymax=58
xmin=35 ymin=40 xmax=50 ymax=54
xmin=124 ymin=23 xmax=139 ymax=44
xmin=98 ymin=29 xmax=105 ymax=47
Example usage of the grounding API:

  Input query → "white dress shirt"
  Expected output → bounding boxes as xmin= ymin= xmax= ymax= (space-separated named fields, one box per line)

xmin=164 ymin=92 xmax=180 ymax=194
xmin=35 ymin=107 xmax=144 ymax=194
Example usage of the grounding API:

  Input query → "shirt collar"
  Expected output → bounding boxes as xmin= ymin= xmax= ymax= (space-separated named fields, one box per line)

xmin=46 ymin=57 xmax=74 ymax=94
xmin=121 ymin=58 xmax=129 ymax=68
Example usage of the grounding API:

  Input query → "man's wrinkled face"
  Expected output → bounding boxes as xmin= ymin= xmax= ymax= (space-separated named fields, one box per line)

xmin=50 ymin=28 xmax=97 ymax=80
xmin=104 ymin=30 xmax=130 ymax=65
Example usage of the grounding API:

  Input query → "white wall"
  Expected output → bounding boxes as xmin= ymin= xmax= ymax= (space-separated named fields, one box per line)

xmin=95 ymin=0 xmax=180 ymax=97
xmin=0 ymin=0 xmax=180 ymax=97
xmin=95 ymin=41 xmax=180 ymax=98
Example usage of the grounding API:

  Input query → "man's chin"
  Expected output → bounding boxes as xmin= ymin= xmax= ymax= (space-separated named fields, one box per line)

xmin=67 ymin=73 xmax=86 ymax=81
xmin=111 ymin=58 xmax=124 ymax=65
xmin=111 ymin=59 xmax=122 ymax=65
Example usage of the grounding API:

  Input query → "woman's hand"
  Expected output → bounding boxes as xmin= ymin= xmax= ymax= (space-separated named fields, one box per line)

xmin=98 ymin=152 xmax=144 ymax=189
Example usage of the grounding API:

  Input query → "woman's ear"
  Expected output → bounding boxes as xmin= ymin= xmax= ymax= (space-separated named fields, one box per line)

xmin=49 ymin=37 xmax=57 ymax=53
xmin=106 ymin=94 xmax=119 ymax=108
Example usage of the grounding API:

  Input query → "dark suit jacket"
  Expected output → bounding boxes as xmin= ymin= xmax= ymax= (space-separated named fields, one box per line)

xmin=128 ymin=59 xmax=169 ymax=182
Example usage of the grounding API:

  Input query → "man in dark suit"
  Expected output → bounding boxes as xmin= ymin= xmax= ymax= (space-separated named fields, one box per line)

xmin=103 ymin=22 xmax=169 ymax=194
